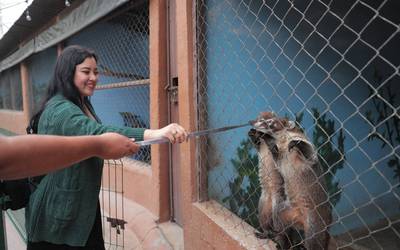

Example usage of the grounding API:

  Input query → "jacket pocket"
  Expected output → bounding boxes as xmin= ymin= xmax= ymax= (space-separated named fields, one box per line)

xmin=51 ymin=186 xmax=82 ymax=221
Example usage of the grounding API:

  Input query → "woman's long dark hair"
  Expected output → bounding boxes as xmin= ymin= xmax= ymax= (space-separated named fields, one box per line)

xmin=27 ymin=45 xmax=98 ymax=134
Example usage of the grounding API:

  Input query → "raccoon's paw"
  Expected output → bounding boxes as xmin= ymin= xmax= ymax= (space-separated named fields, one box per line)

xmin=273 ymin=234 xmax=291 ymax=250
xmin=255 ymin=229 xmax=275 ymax=239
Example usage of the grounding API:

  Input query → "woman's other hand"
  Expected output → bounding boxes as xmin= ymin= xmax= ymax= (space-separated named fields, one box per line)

xmin=144 ymin=123 xmax=188 ymax=144
xmin=97 ymin=133 xmax=140 ymax=159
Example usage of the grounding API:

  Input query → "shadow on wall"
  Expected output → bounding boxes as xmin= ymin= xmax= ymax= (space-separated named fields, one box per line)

xmin=365 ymin=69 xmax=400 ymax=186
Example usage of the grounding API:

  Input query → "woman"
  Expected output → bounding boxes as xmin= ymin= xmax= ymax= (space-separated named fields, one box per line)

xmin=26 ymin=45 xmax=187 ymax=249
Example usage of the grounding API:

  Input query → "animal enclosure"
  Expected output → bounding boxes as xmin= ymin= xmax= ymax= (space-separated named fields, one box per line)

xmin=196 ymin=0 xmax=400 ymax=249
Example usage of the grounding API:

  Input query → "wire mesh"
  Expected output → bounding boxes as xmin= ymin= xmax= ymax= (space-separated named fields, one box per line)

xmin=0 ymin=65 xmax=23 ymax=110
xmin=92 ymin=84 xmax=151 ymax=163
xmin=196 ymin=0 xmax=400 ymax=249
xmin=25 ymin=46 xmax=57 ymax=113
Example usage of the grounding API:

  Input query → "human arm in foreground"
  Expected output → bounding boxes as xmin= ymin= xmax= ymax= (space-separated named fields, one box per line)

xmin=0 ymin=132 xmax=139 ymax=180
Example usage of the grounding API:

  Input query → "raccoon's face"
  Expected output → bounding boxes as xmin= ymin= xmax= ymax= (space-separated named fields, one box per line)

xmin=249 ymin=112 xmax=299 ymax=161
xmin=250 ymin=112 xmax=295 ymax=133
xmin=286 ymin=129 xmax=318 ymax=162
xmin=248 ymin=115 xmax=281 ymax=157
xmin=288 ymin=139 xmax=316 ymax=162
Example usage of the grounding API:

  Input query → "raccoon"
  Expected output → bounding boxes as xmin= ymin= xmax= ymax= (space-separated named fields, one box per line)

xmin=249 ymin=112 xmax=331 ymax=250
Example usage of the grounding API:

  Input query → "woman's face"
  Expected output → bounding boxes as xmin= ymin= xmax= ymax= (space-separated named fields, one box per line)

xmin=74 ymin=56 xmax=98 ymax=98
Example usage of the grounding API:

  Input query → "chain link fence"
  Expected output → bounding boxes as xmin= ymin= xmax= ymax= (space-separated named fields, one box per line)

xmin=25 ymin=46 xmax=58 ymax=113
xmin=196 ymin=0 xmax=399 ymax=249
xmin=0 ymin=65 xmax=22 ymax=110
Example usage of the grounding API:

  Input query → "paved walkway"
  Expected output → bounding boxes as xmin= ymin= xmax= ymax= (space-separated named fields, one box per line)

xmin=114 ymin=199 xmax=183 ymax=250
xmin=4 ymin=199 xmax=183 ymax=250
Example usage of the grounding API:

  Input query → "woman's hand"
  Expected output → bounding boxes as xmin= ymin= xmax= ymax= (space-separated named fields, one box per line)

xmin=144 ymin=123 xmax=188 ymax=144
xmin=97 ymin=133 xmax=140 ymax=159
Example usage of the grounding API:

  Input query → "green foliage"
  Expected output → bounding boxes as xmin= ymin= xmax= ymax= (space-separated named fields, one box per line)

xmin=222 ymin=139 xmax=261 ymax=230
xmin=311 ymin=108 xmax=345 ymax=207
xmin=365 ymin=70 xmax=400 ymax=181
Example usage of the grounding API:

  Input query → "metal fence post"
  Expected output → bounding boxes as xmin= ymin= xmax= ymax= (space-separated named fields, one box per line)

xmin=0 ymin=212 xmax=7 ymax=250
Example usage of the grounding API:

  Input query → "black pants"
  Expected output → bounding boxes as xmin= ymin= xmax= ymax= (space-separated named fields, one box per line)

xmin=27 ymin=204 xmax=105 ymax=250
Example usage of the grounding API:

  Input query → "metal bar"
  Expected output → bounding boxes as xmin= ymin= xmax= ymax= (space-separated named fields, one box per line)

xmin=0 ymin=212 xmax=5 ymax=250
xmin=134 ymin=122 xmax=251 ymax=146
xmin=95 ymin=79 xmax=150 ymax=90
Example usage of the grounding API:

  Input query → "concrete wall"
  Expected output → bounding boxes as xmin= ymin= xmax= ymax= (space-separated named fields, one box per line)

xmin=0 ymin=111 xmax=26 ymax=134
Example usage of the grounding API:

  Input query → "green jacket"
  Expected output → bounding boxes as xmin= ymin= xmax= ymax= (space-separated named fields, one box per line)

xmin=26 ymin=95 xmax=145 ymax=246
